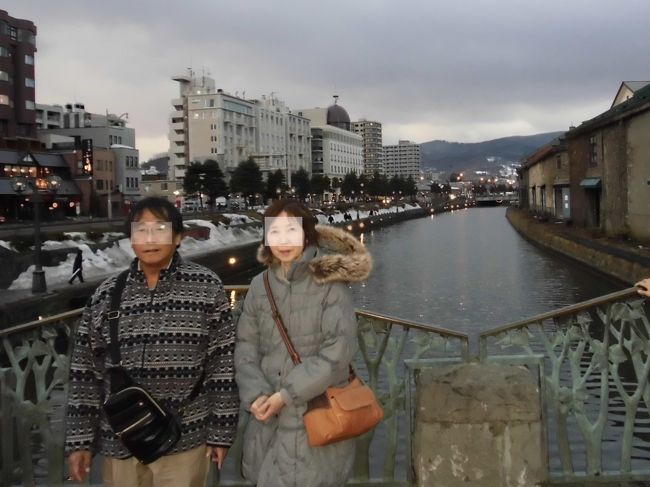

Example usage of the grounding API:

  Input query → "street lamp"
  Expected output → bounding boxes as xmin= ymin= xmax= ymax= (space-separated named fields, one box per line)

xmin=276 ymin=187 xmax=281 ymax=200
xmin=11 ymin=174 xmax=62 ymax=293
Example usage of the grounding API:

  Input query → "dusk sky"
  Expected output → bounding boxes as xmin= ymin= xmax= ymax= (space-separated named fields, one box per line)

xmin=7 ymin=0 xmax=650 ymax=161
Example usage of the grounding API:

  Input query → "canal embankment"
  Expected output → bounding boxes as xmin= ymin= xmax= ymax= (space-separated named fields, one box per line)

xmin=506 ymin=207 xmax=650 ymax=285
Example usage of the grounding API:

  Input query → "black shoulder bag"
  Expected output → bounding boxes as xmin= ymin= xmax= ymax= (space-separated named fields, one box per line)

xmin=101 ymin=270 xmax=202 ymax=464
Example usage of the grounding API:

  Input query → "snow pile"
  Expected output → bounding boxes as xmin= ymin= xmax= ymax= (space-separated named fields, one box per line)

xmin=181 ymin=220 xmax=263 ymax=254
xmin=314 ymin=203 xmax=420 ymax=224
xmin=6 ymin=205 xmax=418 ymax=290
xmin=8 ymin=219 xmax=262 ymax=290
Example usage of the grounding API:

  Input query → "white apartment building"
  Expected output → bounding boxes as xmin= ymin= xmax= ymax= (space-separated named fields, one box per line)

xmin=383 ymin=140 xmax=421 ymax=178
xmin=168 ymin=71 xmax=311 ymax=184
xmin=352 ymin=119 xmax=383 ymax=175
xmin=299 ymin=100 xmax=363 ymax=180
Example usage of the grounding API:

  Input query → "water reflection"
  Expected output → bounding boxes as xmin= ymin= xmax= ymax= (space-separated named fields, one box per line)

xmin=352 ymin=207 xmax=622 ymax=336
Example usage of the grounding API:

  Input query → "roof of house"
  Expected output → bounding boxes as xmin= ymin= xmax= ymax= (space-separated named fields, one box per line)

xmin=568 ymin=82 xmax=650 ymax=137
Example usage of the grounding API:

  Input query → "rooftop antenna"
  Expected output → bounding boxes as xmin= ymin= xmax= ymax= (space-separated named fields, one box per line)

xmin=333 ymin=94 xmax=339 ymax=105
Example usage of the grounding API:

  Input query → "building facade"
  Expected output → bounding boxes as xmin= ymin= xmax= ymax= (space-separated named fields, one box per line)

xmin=299 ymin=100 xmax=363 ymax=180
xmin=37 ymin=102 xmax=139 ymax=213
xmin=0 ymin=10 xmax=37 ymax=146
xmin=520 ymin=138 xmax=570 ymax=219
xmin=0 ymin=149 xmax=81 ymax=221
xmin=352 ymin=119 xmax=383 ymax=175
xmin=382 ymin=140 xmax=421 ymax=178
xmin=520 ymin=81 xmax=650 ymax=242
xmin=168 ymin=72 xmax=311 ymax=184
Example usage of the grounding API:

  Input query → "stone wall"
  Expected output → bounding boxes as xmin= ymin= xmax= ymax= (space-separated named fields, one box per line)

xmin=414 ymin=363 xmax=545 ymax=487
xmin=506 ymin=207 xmax=649 ymax=285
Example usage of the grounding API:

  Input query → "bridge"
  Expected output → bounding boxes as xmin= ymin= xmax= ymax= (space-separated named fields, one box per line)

xmin=1 ymin=285 xmax=649 ymax=486
xmin=474 ymin=193 xmax=519 ymax=206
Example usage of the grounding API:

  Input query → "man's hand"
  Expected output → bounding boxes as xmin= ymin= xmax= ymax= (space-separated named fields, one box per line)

xmin=206 ymin=446 xmax=229 ymax=470
xmin=68 ymin=450 xmax=92 ymax=482
xmin=636 ymin=278 xmax=650 ymax=297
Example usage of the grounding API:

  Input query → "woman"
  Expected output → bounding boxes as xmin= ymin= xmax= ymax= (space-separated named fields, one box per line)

xmin=235 ymin=199 xmax=372 ymax=487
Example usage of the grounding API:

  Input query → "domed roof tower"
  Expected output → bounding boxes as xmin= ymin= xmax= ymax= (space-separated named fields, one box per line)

xmin=326 ymin=95 xmax=351 ymax=131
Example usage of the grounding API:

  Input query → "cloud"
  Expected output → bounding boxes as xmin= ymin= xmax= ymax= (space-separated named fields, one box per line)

xmin=6 ymin=0 xmax=650 ymax=159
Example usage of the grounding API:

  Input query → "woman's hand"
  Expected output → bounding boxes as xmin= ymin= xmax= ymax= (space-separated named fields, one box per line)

xmin=250 ymin=395 xmax=269 ymax=420
xmin=254 ymin=392 xmax=285 ymax=423
xmin=636 ymin=278 xmax=650 ymax=297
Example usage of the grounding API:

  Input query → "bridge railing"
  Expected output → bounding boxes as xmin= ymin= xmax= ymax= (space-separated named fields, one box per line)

xmin=479 ymin=287 xmax=650 ymax=483
xmin=0 ymin=286 xmax=469 ymax=487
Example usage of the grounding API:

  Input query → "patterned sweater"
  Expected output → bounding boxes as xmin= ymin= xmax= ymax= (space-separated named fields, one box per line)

xmin=64 ymin=253 xmax=239 ymax=458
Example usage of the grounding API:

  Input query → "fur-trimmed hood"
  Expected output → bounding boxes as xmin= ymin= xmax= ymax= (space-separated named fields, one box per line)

xmin=256 ymin=224 xmax=372 ymax=283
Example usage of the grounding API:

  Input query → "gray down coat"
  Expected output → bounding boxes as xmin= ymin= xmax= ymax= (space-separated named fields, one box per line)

xmin=234 ymin=224 xmax=372 ymax=487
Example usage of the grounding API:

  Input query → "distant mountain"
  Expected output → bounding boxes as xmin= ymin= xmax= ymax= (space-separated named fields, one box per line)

xmin=420 ymin=131 xmax=564 ymax=172
xmin=140 ymin=155 xmax=170 ymax=176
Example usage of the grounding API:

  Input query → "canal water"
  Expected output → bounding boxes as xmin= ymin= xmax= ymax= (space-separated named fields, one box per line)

xmin=352 ymin=206 xmax=621 ymax=336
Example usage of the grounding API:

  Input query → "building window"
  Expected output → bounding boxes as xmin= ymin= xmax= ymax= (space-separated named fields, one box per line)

xmin=161 ymin=182 xmax=167 ymax=191
xmin=25 ymin=100 xmax=35 ymax=110
xmin=25 ymin=78 xmax=35 ymax=88
xmin=25 ymin=54 xmax=34 ymax=65
xmin=96 ymin=180 xmax=104 ymax=190
xmin=556 ymin=155 xmax=561 ymax=169
xmin=18 ymin=29 xmax=36 ymax=45
xmin=0 ymin=47 xmax=9 ymax=57
xmin=0 ymin=71 xmax=9 ymax=82
xmin=0 ymin=95 xmax=11 ymax=106
xmin=9 ymin=26 xmax=17 ymax=41
xmin=589 ymin=135 xmax=598 ymax=166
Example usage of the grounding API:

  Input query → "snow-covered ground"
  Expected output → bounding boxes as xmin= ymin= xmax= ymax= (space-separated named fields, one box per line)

xmin=4 ymin=204 xmax=419 ymax=290
xmin=314 ymin=203 xmax=419 ymax=224
xmin=6 ymin=220 xmax=263 ymax=291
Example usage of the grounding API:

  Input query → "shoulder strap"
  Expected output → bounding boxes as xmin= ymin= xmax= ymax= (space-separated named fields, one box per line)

xmin=263 ymin=271 xmax=301 ymax=365
xmin=107 ymin=270 xmax=130 ymax=366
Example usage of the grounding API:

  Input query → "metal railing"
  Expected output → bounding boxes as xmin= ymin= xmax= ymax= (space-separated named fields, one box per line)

xmin=479 ymin=287 xmax=650 ymax=482
xmin=0 ymin=286 xmax=469 ymax=487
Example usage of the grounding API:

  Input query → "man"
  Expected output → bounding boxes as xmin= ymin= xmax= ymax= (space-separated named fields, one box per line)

xmin=65 ymin=197 xmax=239 ymax=486
xmin=68 ymin=248 xmax=84 ymax=284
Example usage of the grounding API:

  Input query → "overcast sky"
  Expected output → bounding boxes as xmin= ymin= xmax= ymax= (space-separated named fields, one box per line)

xmin=7 ymin=0 xmax=650 ymax=161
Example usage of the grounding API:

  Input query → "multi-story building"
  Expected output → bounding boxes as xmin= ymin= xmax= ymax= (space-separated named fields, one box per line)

xmin=0 ymin=9 xmax=38 ymax=147
xmin=520 ymin=138 xmax=570 ymax=219
xmin=37 ymin=102 xmax=140 ymax=213
xmin=298 ymin=99 xmax=363 ymax=180
xmin=168 ymin=71 xmax=311 ymax=184
xmin=352 ymin=119 xmax=383 ymax=175
xmin=566 ymin=82 xmax=650 ymax=239
xmin=382 ymin=140 xmax=421 ymax=178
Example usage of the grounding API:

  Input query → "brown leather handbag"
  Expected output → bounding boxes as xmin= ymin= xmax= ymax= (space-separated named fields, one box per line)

xmin=263 ymin=271 xmax=384 ymax=446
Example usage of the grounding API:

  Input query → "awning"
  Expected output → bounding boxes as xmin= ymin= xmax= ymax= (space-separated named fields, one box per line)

xmin=580 ymin=178 xmax=601 ymax=188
